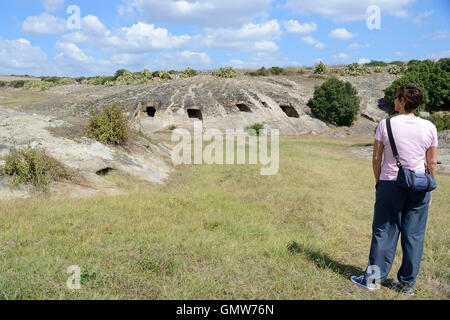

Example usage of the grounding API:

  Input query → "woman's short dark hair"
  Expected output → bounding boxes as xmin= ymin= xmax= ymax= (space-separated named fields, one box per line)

xmin=395 ymin=83 xmax=424 ymax=112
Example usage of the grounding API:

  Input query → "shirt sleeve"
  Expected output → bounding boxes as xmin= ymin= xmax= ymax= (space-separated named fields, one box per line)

xmin=374 ymin=119 xmax=384 ymax=142
xmin=430 ymin=124 xmax=438 ymax=147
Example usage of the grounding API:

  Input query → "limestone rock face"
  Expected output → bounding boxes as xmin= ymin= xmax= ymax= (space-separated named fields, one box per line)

xmin=22 ymin=73 xmax=398 ymax=136
xmin=0 ymin=106 xmax=173 ymax=200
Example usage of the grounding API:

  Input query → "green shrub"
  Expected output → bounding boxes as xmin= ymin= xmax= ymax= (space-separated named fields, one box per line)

xmin=157 ymin=71 xmax=171 ymax=81
xmin=141 ymin=68 xmax=153 ymax=80
xmin=307 ymin=77 xmax=360 ymax=126
xmin=389 ymin=61 xmax=406 ymax=66
xmin=374 ymin=66 xmax=383 ymax=73
xmin=1 ymin=147 xmax=72 ymax=189
xmin=180 ymin=67 xmax=197 ymax=79
xmin=85 ymin=104 xmax=130 ymax=145
xmin=269 ymin=67 xmax=284 ymax=75
xmin=56 ymin=77 xmax=75 ymax=86
xmin=114 ymin=69 xmax=131 ymax=79
xmin=314 ymin=62 xmax=328 ymax=75
xmin=215 ymin=67 xmax=237 ymax=79
xmin=41 ymin=76 xmax=60 ymax=84
xmin=428 ymin=113 xmax=450 ymax=131
xmin=364 ymin=60 xmax=388 ymax=67
xmin=248 ymin=123 xmax=264 ymax=136
xmin=23 ymin=81 xmax=54 ymax=91
xmin=344 ymin=63 xmax=370 ymax=76
xmin=10 ymin=80 xmax=26 ymax=88
xmin=246 ymin=67 xmax=268 ymax=77
xmin=384 ymin=59 xmax=449 ymax=112
xmin=75 ymin=77 xmax=86 ymax=84
xmin=0 ymin=81 xmax=6 ymax=87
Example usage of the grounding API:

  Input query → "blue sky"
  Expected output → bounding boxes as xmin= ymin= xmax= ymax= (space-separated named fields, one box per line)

xmin=0 ymin=0 xmax=449 ymax=76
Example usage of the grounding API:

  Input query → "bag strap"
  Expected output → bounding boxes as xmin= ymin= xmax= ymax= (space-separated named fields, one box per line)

xmin=386 ymin=118 xmax=402 ymax=168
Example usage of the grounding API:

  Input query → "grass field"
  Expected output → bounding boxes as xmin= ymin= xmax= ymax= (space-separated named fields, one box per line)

xmin=0 ymin=136 xmax=448 ymax=299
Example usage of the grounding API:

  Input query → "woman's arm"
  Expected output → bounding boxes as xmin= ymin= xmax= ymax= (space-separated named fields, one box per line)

xmin=426 ymin=146 xmax=438 ymax=177
xmin=373 ymin=140 xmax=384 ymax=185
xmin=426 ymin=146 xmax=438 ymax=206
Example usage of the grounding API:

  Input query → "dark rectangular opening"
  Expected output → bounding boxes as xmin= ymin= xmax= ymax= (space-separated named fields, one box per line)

xmin=187 ymin=108 xmax=202 ymax=120
xmin=236 ymin=103 xmax=251 ymax=112
xmin=280 ymin=104 xmax=300 ymax=118
xmin=146 ymin=106 xmax=156 ymax=117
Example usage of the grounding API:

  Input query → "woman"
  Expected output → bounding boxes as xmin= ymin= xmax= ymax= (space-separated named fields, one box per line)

xmin=350 ymin=83 xmax=438 ymax=296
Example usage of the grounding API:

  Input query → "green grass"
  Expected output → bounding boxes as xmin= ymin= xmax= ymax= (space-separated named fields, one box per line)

xmin=0 ymin=136 xmax=448 ymax=299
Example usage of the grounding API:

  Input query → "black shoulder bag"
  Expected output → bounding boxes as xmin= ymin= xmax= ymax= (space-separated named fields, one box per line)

xmin=386 ymin=118 xmax=436 ymax=192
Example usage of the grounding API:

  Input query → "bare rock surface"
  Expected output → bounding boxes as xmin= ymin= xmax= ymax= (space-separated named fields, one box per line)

xmin=17 ymin=73 xmax=398 ymax=136
xmin=0 ymin=105 xmax=173 ymax=200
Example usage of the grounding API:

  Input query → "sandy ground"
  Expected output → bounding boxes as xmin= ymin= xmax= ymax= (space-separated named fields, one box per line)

xmin=0 ymin=75 xmax=41 ymax=81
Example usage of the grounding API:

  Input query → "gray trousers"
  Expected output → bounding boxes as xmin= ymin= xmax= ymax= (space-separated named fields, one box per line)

xmin=364 ymin=180 xmax=431 ymax=288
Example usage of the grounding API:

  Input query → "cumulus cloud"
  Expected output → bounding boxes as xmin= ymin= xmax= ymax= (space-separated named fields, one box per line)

xmin=42 ymin=0 xmax=65 ymax=12
xmin=283 ymin=20 xmax=317 ymax=34
xmin=120 ymin=0 xmax=274 ymax=27
xmin=286 ymin=0 xmax=414 ymax=22
xmin=301 ymin=36 xmax=325 ymax=49
xmin=61 ymin=16 xmax=192 ymax=53
xmin=0 ymin=37 xmax=50 ymax=75
xmin=334 ymin=53 xmax=350 ymax=62
xmin=198 ymin=20 xmax=282 ymax=51
xmin=22 ymin=13 xmax=67 ymax=35
xmin=149 ymin=51 xmax=212 ymax=70
xmin=329 ymin=28 xmax=355 ymax=41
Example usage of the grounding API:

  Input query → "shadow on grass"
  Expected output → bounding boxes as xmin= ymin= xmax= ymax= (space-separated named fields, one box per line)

xmin=287 ymin=240 xmax=395 ymax=288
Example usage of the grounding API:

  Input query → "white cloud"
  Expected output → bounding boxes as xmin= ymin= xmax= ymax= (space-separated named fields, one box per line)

xmin=149 ymin=51 xmax=212 ymax=70
xmin=62 ymin=17 xmax=192 ymax=53
xmin=198 ymin=20 xmax=282 ymax=52
xmin=413 ymin=10 xmax=433 ymax=24
xmin=0 ymin=37 xmax=49 ymax=75
xmin=283 ymin=20 xmax=317 ymax=34
xmin=301 ymin=36 xmax=325 ymax=49
xmin=55 ymin=42 xmax=95 ymax=65
xmin=348 ymin=43 xmax=371 ymax=49
xmin=120 ymin=0 xmax=274 ymax=27
xmin=285 ymin=0 xmax=414 ymax=22
xmin=22 ymin=13 xmax=67 ymax=35
xmin=329 ymin=28 xmax=355 ymax=41
xmin=425 ymin=50 xmax=450 ymax=61
xmin=358 ymin=58 xmax=371 ymax=64
xmin=254 ymin=41 xmax=279 ymax=52
xmin=42 ymin=0 xmax=65 ymax=12
xmin=334 ymin=53 xmax=350 ymax=62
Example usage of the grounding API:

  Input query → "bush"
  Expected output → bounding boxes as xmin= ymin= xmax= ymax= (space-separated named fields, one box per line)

xmin=141 ymin=68 xmax=153 ymax=80
xmin=75 ymin=77 xmax=86 ymax=84
xmin=389 ymin=61 xmax=406 ymax=66
xmin=156 ymin=71 xmax=171 ymax=82
xmin=10 ymin=80 xmax=26 ymax=88
xmin=384 ymin=59 xmax=449 ymax=112
xmin=388 ymin=65 xmax=408 ymax=74
xmin=374 ymin=66 xmax=383 ymax=73
xmin=0 ymin=81 xmax=7 ymax=87
xmin=344 ymin=63 xmax=370 ymax=76
xmin=307 ymin=77 xmax=360 ymax=126
xmin=364 ymin=60 xmax=388 ymax=67
xmin=56 ymin=77 xmax=75 ymax=86
xmin=41 ymin=76 xmax=60 ymax=84
xmin=180 ymin=67 xmax=197 ymax=79
xmin=85 ymin=104 xmax=130 ymax=145
xmin=215 ymin=67 xmax=237 ymax=79
xmin=314 ymin=62 xmax=328 ymax=75
xmin=23 ymin=81 xmax=54 ymax=91
xmin=269 ymin=67 xmax=284 ymax=75
xmin=1 ymin=147 xmax=72 ymax=189
xmin=428 ymin=113 xmax=450 ymax=131
xmin=248 ymin=123 xmax=264 ymax=136
xmin=114 ymin=69 xmax=131 ymax=79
